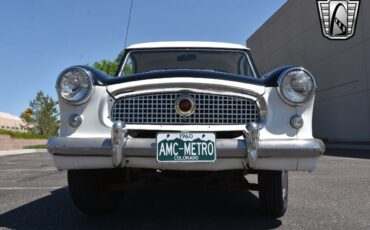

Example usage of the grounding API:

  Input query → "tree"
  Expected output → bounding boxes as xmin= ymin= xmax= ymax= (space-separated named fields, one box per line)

xmin=114 ymin=50 xmax=125 ymax=64
xmin=93 ymin=50 xmax=133 ymax=76
xmin=29 ymin=91 xmax=59 ymax=136
xmin=93 ymin=60 xmax=118 ymax=76
xmin=20 ymin=108 xmax=33 ymax=123
xmin=20 ymin=108 xmax=33 ymax=131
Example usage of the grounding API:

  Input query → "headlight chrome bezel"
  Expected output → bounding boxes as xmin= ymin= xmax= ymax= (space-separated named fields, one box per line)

xmin=277 ymin=67 xmax=317 ymax=106
xmin=56 ymin=67 xmax=94 ymax=105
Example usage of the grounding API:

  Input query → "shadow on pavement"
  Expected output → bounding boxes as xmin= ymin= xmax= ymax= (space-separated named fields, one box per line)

xmin=0 ymin=186 xmax=281 ymax=230
xmin=325 ymin=149 xmax=370 ymax=160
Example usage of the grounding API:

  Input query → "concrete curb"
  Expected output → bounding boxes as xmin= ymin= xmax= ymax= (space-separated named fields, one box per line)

xmin=0 ymin=149 xmax=48 ymax=157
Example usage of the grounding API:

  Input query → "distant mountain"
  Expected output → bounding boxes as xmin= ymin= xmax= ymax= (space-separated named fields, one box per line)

xmin=158 ymin=138 xmax=213 ymax=144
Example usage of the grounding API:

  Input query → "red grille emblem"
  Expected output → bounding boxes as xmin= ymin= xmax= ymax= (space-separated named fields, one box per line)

xmin=175 ymin=96 xmax=196 ymax=116
xmin=178 ymin=98 xmax=192 ymax=112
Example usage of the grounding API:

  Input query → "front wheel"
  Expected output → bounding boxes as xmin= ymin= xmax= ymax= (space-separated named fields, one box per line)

xmin=258 ymin=170 xmax=288 ymax=218
xmin=67 ymin=169 xmax=125 ymax=215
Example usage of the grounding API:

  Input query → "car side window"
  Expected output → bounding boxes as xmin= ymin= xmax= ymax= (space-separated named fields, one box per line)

xmin=242 ymin=58 xmax=255 ymax=76
xmin=123 ymin=56 xmax=135 ymax=76
xmin=237 ymin=55 xmax=255 ymax=77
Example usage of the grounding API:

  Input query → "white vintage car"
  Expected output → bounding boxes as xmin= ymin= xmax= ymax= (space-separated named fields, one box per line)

xmin=48 ymin=41 xmax=325 ymax=217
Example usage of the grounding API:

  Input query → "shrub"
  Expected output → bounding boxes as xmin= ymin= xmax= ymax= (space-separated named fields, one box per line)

xmin=23 ymin=144 xmax=47 ymax=149
xmin=0 ymin=129 xmax=48 ymax=139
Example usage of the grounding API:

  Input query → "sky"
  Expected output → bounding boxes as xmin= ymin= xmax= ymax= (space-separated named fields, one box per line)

xmin=0 ymin=0 xmax=286 ymax=116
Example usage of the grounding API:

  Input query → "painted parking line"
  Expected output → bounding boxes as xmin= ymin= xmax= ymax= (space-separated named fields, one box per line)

xmin=0 ymin=187 xmax=63 ymax=190
xmin=0 ymin=149 xmax=48 ymax=157
xmin=0 ymin=168 xmax=58 ymax=172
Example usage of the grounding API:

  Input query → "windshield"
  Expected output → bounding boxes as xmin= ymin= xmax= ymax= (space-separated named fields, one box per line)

xmin=119 ymin=49 xmax=256 ymax=77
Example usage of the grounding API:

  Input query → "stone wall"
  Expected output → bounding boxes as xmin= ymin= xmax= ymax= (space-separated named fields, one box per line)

xmin=0 ymin=139 xmax=47 ymax=150
xmin=0 ymin=135 xmax=11 ymax=140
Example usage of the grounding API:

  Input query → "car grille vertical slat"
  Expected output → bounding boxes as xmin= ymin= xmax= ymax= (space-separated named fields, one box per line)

xmin=111 ymin=93 xmax=259 ymax=125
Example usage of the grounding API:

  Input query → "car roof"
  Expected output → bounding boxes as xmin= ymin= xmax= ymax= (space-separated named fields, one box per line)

xmin=126 ymin=41 xmax=250 ymax=50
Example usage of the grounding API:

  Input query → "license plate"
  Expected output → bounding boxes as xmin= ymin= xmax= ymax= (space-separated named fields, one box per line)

xmin=156 ymin=133 xmax=216 ymax=163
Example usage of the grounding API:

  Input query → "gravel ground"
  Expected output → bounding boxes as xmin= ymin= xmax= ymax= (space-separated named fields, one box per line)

xmin=0 ymin=151 xmax=369 ymax=230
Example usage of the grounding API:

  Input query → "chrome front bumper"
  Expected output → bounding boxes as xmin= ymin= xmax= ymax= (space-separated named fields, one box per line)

xmin=47 ymin=122 xmax=325 ymax=171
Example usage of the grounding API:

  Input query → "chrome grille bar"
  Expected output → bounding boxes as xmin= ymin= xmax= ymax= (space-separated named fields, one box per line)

xmin=111 ymin=93 xmax=259 ymax=125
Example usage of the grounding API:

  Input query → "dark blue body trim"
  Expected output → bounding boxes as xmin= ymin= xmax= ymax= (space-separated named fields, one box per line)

xmin=80 ymin=65 xmax=293 ymax=88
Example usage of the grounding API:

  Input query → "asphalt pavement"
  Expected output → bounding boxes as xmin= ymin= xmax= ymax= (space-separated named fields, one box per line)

xmin=0 ymin=151 xmax=369 ymax=229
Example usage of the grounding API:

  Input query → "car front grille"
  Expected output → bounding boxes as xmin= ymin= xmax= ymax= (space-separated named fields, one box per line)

xmin=111 ymin=93 xmax=259 ymax=125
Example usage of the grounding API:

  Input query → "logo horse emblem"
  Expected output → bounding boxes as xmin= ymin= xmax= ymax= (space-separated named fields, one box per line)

xmin=317 ymin=0 xmax=360 ymax=40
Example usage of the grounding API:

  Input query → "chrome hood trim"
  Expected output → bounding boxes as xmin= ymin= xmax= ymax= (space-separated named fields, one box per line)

xmin=106 ymin=77 xmax=265 ymax=99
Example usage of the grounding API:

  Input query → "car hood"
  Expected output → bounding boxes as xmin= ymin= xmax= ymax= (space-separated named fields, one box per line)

xmin=105 ymin=70 xmax=266 ymax=99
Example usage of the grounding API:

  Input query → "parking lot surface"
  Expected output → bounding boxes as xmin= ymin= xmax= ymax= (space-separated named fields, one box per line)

xmin=0 ymin=151 xmax=369 ymax=230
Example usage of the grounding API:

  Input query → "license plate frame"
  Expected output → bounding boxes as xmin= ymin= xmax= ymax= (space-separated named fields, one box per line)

xmin=156 ymin=133 xmax=216 ymax=163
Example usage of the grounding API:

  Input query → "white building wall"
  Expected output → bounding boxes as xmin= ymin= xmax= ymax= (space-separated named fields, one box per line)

xmin=0 ymin=112 xmax=27 ymax=132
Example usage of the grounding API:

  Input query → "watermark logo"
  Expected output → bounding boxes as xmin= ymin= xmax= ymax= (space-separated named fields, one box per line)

xmin=317 ymin=0 xmax=360 ymax=40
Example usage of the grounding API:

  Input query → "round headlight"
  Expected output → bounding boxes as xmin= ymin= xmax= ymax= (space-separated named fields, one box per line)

xmin=56 ymin=67 xmax=94 ymax=104
xmin=278 ymin=68 xmax=316 ymax=106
